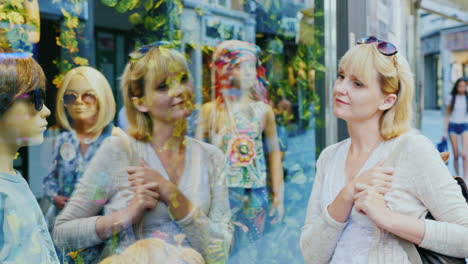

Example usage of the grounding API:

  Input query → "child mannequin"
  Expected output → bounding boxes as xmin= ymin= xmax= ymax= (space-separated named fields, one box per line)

xmin=196 ymin=40 xmax=284 ymax=261
xmin=0 ymin=47 xmax=59 ymax=262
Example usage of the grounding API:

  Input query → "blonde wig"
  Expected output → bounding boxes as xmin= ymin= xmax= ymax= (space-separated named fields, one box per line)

xmin=98 ymin=238 xmax=205 ymax=264
xmin=121 ymin=47 xmax=190 ymax=141
xmin=339 ymin=43 xmax=414 ymax=140
xmin=56 ymin=66 xmax=116 ymax=134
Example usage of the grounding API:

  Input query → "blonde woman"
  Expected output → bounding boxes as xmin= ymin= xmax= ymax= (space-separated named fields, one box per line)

xmin=54 ymin=43 xmax=232 ymax=264
xmin=43 ymin=66 xmax=117 ymax=220
xmin=300 ymin=37 xmax=468 ymax=263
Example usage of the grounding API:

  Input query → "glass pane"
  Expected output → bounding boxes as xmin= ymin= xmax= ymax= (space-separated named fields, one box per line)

xmin=0 ymin=0 xmax=323 ymax=263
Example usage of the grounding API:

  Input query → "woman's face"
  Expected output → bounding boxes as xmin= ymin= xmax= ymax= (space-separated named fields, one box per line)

xmin=457 ymin=81 xmax=467 ymax=95
xmin=333 ymin=66 xmax=394 ymax=122
xmin=0 ymin=94 xmax=51 ymax=147
xmin=144 ymin=71 xmax=194 ymax=123
xmin=64 ymin=75 xmax=99 ymax=122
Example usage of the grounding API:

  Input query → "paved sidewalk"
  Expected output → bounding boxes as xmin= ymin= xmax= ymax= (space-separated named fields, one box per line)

xmin=421 ymin=109 xmax=457 ymax=176
xmin=421 ymin=109 xmax=444 ymax=144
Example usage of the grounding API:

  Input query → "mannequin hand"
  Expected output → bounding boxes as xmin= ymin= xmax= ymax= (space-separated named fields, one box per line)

xmin=53 ymin=195 xmax=69 ymax=209
xmin=269 ymin=197 xmax=284 ymax=224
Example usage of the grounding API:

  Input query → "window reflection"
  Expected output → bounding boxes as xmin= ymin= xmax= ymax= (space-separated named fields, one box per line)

xmin=1 ymin=0 xmax=320 ymax=263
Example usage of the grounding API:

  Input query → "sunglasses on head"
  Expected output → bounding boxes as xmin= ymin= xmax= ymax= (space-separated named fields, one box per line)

xmin=128 ymin=41 xmax=173 ymax=60
xmin=63 ymin=92 xmax=97 ymax=106
xmin=356 ymin=36 xmax=398 ymax=56
xmin=15 ymin=87 xmax=45 ymax=112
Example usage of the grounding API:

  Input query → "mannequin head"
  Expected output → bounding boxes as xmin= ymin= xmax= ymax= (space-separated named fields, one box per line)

xmin=0 ymin=47 xmax=50 ymax=147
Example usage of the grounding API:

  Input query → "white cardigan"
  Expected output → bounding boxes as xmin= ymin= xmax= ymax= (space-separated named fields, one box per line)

xmin=300 ymin=132 xmax=468 ymax=264
xmin=54 ymin=136 xmax=233 ymax=263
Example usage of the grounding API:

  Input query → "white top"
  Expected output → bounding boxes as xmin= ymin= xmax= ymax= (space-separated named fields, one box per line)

xmin=328 ymin=139 xmax=388 ymax=263
xmin=300 ymin=131 xmax=468 ymax=264
xmin=446 ymin=95 xmax=468 ymax=124
xmin=54 ymin=136 xmax=233 ymax=263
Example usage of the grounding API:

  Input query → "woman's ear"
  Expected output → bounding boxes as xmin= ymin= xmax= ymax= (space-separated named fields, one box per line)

xmin=131 ymin=97 xmax=149 ymax=112
xmin=378 ymin=94 xmax=397 ymax=111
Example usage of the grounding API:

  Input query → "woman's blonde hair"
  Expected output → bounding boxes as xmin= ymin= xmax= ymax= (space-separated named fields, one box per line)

xmin=98 ymin=238 xmax=205 ymax=264
xmin=339 ymin=43 xmax=414 ymax=140
xmin=56 ymin=66 xmax=116 ymax=134
xmin=121 ymin=47 xmax=189 ymax=141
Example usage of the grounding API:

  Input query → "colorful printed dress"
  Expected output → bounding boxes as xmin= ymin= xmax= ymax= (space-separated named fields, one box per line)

xmin=210 ymin=101 xmax=269 ymax=261
xmin=43 ymin=123 xmax=114 ymax=202
xmin=0 ymin=171 xmax=59 ymax=263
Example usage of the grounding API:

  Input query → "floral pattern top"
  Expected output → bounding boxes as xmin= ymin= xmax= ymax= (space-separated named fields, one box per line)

xmin=0 ymin=171 xmax=59 ymax=263
xmin=218 ymin=101 xmax=268 ymax=188
xmin=43 ymin=123 xmax=114 ymax=199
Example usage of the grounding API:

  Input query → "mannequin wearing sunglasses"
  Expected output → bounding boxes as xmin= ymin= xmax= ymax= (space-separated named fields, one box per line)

xmin=300 ymin=38 xmax=468 ymax=263
xmin=42 ymin=66 xmax=119 ymax=260
xmin=0 ymin=47 xmax=59 ymax=263
xmin=54 ymin=46 xmax=232 ymax=264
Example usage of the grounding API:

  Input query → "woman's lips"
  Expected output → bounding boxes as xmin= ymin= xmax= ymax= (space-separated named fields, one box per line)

xmin=335 ymin=98 xmax=349 ymax=105
xmin=172 ymin=101 xmax=184 ymax=107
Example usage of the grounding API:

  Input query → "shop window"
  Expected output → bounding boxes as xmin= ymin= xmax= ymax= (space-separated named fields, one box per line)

xmin=1 ymin=0 xmax=325 ymax=263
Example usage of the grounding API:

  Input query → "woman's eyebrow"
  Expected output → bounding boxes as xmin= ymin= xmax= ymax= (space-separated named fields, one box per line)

xmin=347 ymin=73 xmax=361 ymax=80
xmin=349 ymin=75 xmax=366 ymax=86
xmin=351 ymin=77 xmax=363 ymax=84
xmin=65 ymin=89 xmax=95 ymax=93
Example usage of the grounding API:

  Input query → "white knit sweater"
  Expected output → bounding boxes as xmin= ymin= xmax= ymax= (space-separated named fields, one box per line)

xmin=54 ymin=136 xmax=233 ymax=263
xmin=300 ymin=132 xmax=468 ymax=264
